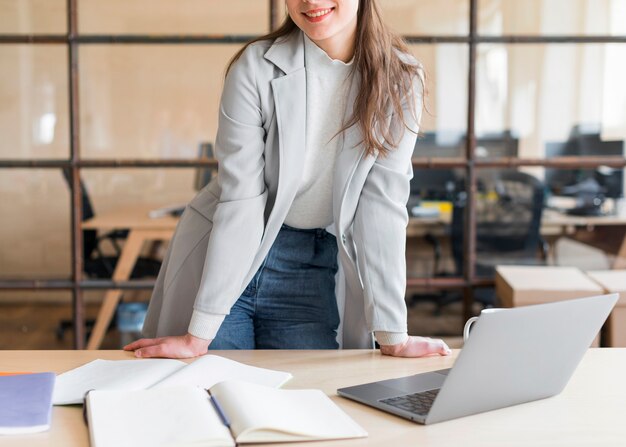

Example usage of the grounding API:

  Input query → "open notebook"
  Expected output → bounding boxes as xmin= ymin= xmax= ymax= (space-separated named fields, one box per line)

xmin=53 ymin=355 xmax=292 ymax=405
xmin=85 ymin=380 xmax=367 ymax=447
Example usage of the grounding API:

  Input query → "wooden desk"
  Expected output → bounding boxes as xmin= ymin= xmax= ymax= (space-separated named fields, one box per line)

xmin=82 ymin=206 xmax=178 ymax=349
xmin=1 ymin=349 xmax=626 ymax=447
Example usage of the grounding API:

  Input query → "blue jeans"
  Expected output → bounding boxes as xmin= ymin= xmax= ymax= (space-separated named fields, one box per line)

xmin=209 ymin=224 xmax=340 ymax=350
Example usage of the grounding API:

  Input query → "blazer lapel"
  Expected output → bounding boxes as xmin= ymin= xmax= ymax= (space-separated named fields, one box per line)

xmin=266 ymin=69 xmax=306 ymax=231
xmin=261 ymin=30 xmax=307 ymax=236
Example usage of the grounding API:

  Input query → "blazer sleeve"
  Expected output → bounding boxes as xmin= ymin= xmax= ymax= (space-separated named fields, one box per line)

xmin=352 ymin=74 xmax=423 ymax=337
xmin=191 ymin=45 xmax=268 ymax=327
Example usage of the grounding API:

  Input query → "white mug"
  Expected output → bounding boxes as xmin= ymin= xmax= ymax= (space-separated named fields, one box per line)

xmin=463 ymin=316 xmax=479 ymax=343
xmin=463 ymin=308 xmax=505 ymax=342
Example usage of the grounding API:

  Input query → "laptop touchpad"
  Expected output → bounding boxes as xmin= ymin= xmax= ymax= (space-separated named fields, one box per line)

xmin=382 ymin=372 xmax=447 ymax=393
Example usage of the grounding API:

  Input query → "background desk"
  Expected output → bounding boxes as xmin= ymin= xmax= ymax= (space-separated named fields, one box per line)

xmin=407 ymin=208 xmax=626 ymax=238
xmin=408 ymin=209 xmax=626 ymax=267
xmin=82 ymin=206 xmax=177 ymax=349
xmin=1 ymin=349 xmax=625 ymax=447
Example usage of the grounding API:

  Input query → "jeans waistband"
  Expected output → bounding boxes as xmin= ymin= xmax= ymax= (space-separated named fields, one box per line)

xmin=280 ymin=223 xmax=332 ymax=238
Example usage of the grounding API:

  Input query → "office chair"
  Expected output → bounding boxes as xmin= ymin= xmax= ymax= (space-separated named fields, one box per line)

xmin=414 ymin=170 xmax=548 ymax=313
xmin=450 ymin=170 xmax=548 ymax=305
xmin=452 ymin=171 xmax=547 ymax=275
xmin=57 ymin=169 xmax=162 ymax=340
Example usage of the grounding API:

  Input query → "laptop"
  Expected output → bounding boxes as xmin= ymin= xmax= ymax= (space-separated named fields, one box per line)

xmin=337 ymin=293 xmax=618 ymax=425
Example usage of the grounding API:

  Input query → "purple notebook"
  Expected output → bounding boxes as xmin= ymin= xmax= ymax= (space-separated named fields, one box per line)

xmin=0 ymin=372 xmax=56 ymax=434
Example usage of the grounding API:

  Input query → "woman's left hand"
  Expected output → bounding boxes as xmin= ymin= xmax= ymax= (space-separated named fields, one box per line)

xmin=380 ymin=336 xmax=451 ymax=358
xmin=123 ymin=333 xmax=211 ymax=359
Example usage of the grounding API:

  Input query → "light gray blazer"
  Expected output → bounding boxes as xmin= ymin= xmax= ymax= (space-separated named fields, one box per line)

xmin=142 ymin=29 xmax=421 ymax=349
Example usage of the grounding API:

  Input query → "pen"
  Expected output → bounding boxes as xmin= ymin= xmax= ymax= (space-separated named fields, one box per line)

xmin=209 ymin=394 xmax=231 ymax=428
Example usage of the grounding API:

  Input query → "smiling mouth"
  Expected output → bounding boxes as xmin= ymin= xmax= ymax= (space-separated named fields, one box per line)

xmin=303 ymin=7 xmax=335 ymax=19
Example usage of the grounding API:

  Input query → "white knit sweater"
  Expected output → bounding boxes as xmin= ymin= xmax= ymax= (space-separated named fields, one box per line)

xmin=283 ymin=34 xmax=353 ymax=229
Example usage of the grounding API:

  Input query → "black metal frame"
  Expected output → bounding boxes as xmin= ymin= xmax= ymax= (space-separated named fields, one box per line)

xmin=1 ymin=0 xmax=625 ymax=346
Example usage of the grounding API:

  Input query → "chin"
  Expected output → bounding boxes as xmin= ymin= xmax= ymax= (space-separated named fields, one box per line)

xmin=306 ymin=30 xmax=333 ymax=41
xmin=300 ymin=24 xmax=335 ymax=41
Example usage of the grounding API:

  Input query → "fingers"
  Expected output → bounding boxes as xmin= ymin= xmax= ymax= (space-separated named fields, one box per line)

xmin=427 ymin=338 xmax=452 ymax=356
xmin=135 ymin=344 xmax=168 ymax=358
xmin=133 ymin=336 xmax=202 ymax=359
xmin=123 ymin=337 xmax=162 ymax=351
xmin=412 ymin=337 xmax=450 ymax=356
xmin=124 ymin=334 xmax=206 ymax=359
xmin=417 ymin=337 xmax=451 ymax=356
xmin=395 ymin=336 xmax=452 ymax=358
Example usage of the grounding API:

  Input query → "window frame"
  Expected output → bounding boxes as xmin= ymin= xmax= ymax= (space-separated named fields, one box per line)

xmin=1 ymin=0 xmax=625 ymax=347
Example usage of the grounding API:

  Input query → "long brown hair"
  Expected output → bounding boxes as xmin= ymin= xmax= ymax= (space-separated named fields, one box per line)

xmin=226 ymin=0 xmax=423 ymax=158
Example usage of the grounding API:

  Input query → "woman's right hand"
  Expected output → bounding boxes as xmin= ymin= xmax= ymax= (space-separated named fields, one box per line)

xmin=123 ymin=333 xmax=211 ymax=359
xmin=380 ymin=336 xmax=451 ymax=358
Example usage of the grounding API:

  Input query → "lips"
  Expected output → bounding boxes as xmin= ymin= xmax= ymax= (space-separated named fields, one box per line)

xmin=302 ymin=7 xmax=335 ymax=23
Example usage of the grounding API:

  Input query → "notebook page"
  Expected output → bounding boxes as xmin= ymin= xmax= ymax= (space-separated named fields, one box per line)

xmin=53 ymin=359 xmax=185 ymax=405
xmin=150 ymin=355 xmax=292 ymax=390
xmin=86 ymin=387 xmax=234 ymax=447
xmin=210 ymin=380 xmax=367 ymax=443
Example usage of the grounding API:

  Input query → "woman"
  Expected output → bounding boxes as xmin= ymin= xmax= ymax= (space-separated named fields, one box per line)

xmin=125 ymin=0 xmax=451 ymax=359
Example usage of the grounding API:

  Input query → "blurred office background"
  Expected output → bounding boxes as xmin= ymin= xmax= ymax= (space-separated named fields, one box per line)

xmin=1 ymin=0 xmax=625 ymax=349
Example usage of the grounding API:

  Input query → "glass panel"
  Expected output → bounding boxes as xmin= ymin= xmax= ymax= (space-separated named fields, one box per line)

xmin=80 ymin=168 xmax=200 ymax=216
xmin=79 ymin=45 xmax=241 ymax=159
xmin=478 ymin=0 xmax=626 ymax=36
xmin=409 ymin=44 xmax=469 ymax=159
xmin=0 ymin=169 xmax=70 ymax=278
xmin=0 ymin=290 xmax=140 ymax=349
xmin=407 ymin=288 xmax=468 ymax=346
xmin=407 ymin=170 xmax=466 ymax=279
xmin=80 ymin=167 xmax=207 ymax=347
xmin=78 ymin=0 xmax=270 ymax=35
xmin=377 ymin=37 xmax=465 ymax=273
xmin=0 ymin=45 xmax=69 ymax=159
xmin=0 ymin=0 xmax=66 ymax=34
xmin=380 ymin=0 xmax=469 ymax=35
xmin=103 ymin=43 xmax=466 ymax=159
xmin=476 ymin=44 xmax=626 ymax=168
xmin=0 ymin=291 xmax=73 ymax=349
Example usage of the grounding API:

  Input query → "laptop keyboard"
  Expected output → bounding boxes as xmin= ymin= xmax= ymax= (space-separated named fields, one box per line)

xmin=379 ymin=388 xmax=440 ymax=416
